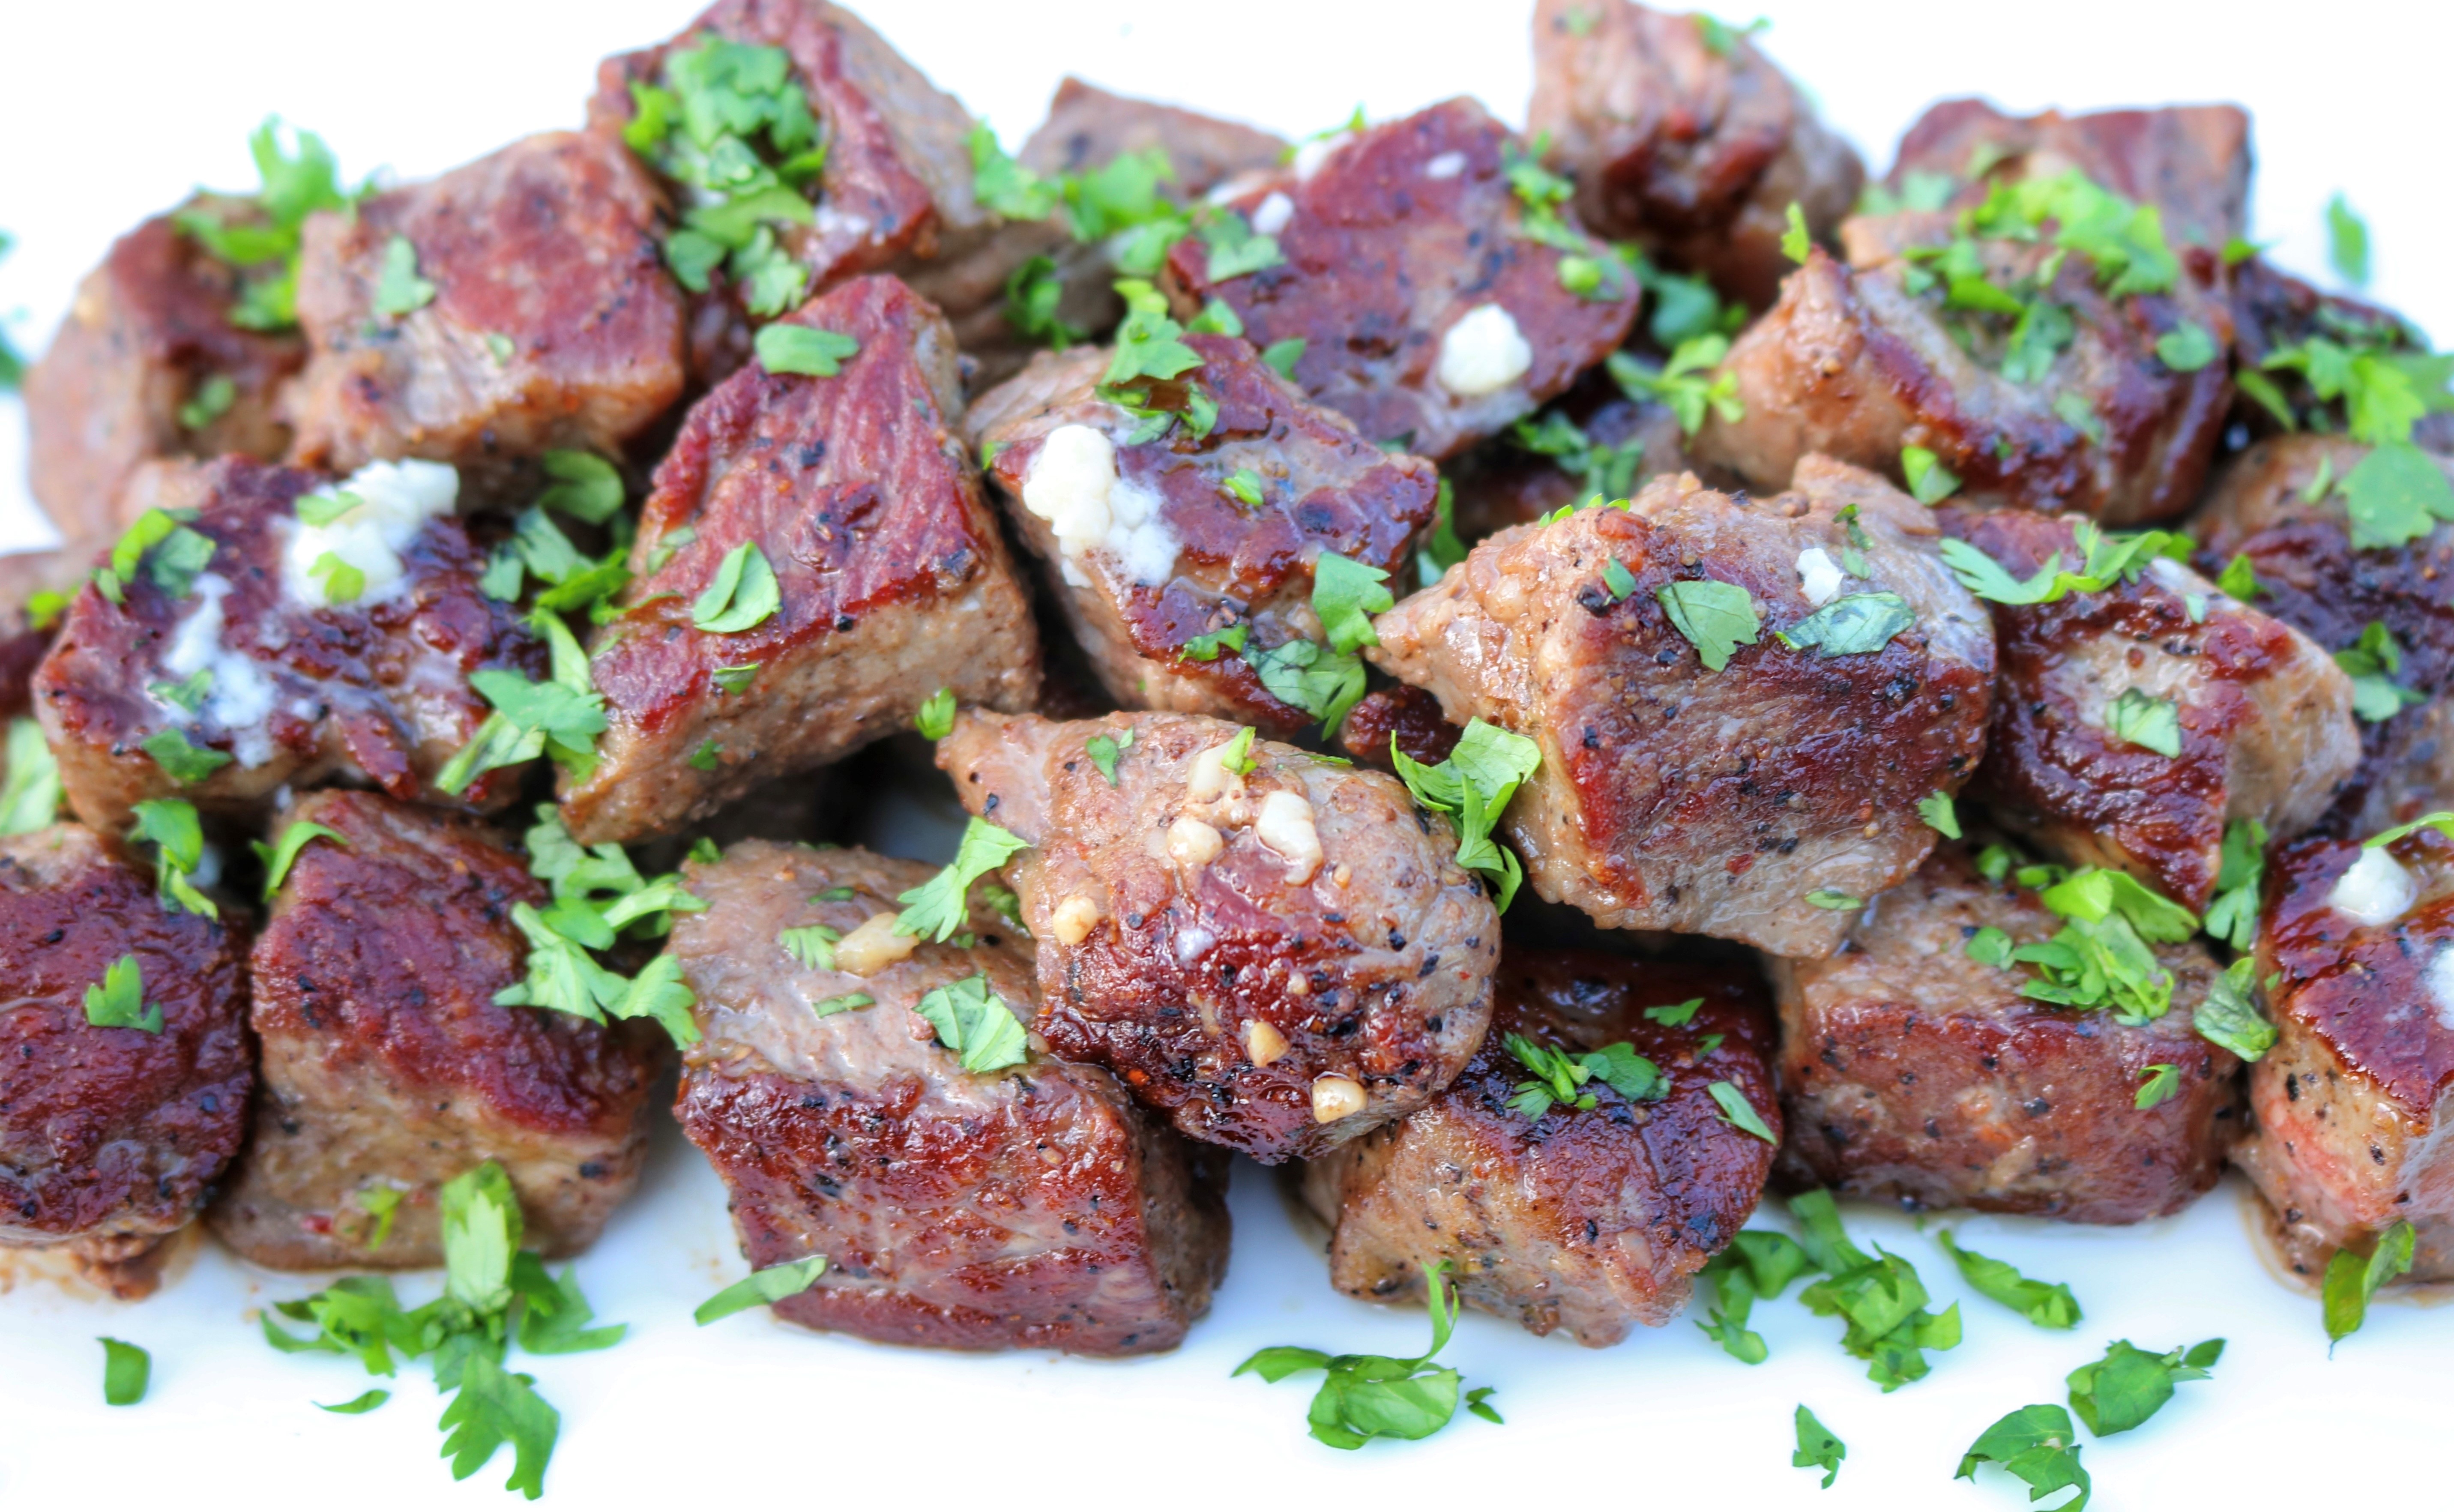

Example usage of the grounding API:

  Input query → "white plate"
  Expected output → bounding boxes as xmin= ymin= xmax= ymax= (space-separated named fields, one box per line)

xmin=5 ymin=3 xmax=2453 ymax=1507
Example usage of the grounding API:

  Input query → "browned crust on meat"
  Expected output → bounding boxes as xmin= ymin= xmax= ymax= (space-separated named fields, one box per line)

xmin=563 ymin=275 xmax=1040 ymax=843
xmin=1338 ymin=685 xmax=1463 ymax=772
xmin=1888 ymin=98 xmax=2251 ymax=249
xmin=1769 ymin=845 xmax=2238 ymax=1223
xmin=210 ymin=790 xmax=658 ymax=1269
xmin=0 ymin=825 xmax=253 ymax=1266
xmin=1444 ymin=378 xmax=1691 ymax=542
xmin=1303 ymin=949 xmax=1778 ymax=1344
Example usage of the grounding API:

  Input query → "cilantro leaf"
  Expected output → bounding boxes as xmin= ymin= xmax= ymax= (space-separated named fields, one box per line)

xmin=1086 ymin=728 xmax=1134 ymax=786
xmin=1918 ymin=791 xmax=1962 ymax=839
xmin=1198 ymin=209 xmax=1283 ymax=282
xmin=2323 ymin=1220 xmax=2414 ymax=1344
xmin=2194 ymin=958 xmax=2276 ymax=1062
xmin=1233 ymin=1259 xmax=1491 ymax=1450
xmin=2215 ymin=552 xmax=2259 ymax=599
xmin=691 ymin=541 xmax=783 ymax=633
xmin=1956 ymin=1404 xmax=2090 ymax=1511
xmin=1608 ymin=337 xmax=1742 ymax=434
xmin=893 ymin=818 xmax=1030 ymax=942
xmin=438 ymin=1351 xmax=558 ymax=1500
xmin=914 ymin=686 xmax=956 ymax=740
xmin=1778 ymin=592 xmax=1914 ymax=656
xmin=1179 ymin=623 xmax=1248 ymax=662
xmin=1710 ymin=1080 xmax=1776 ymax=1142
xmin=967 ymin=123 xmax=1060 ymax=221
xmin=1939 ymin=523 xmax=2176 ymax=605
xmin=128 ymin=797 xmax=216 ymax=918
xmin=1656 ymin=578 xmax=1761 ymax=671
xmin=535 ymin=451 xmax=625 ymax=525
xmin=1901 ymin=444 xmax=1960 ymax=504
xmin=1260 ymin=337 xmax=1307 ymax=380
xmin=0 ymin=719 xmax=64 ymax=835
xmin=694 ymin=1255 xmax=829 ymax=1324
xmin=2103 ymin=687 xmax=2182 ymax=756
xmin=1245 ymin=638 xmax=1367 ymax=736
xmin=2203 ymin=819 xmax=2267 ymax=951
xmin=1695 ymin=1230 xmax=1817 ymax=1363
xmin=373 ymin=235 xmax=437 ymax=318
xmin=2334 ymin=621 xmax=2423 ymax=721
xmin=2155 ymin=320 xmax=2218 ymax=371
xmin=2065 ymin=1338 xmax=2221 ymax=1435
xmin=776 ymin=924 xmax=839 ymax=971
xmin=914 ymin=972 xmax=1030 ymax=1074
xmin=1789 ymin=1190 xmax=1961 ymax=1390
xmin=754 ymin=324 xmax=859 ymax=377
xmin=1311 ymin=551 xmax=1393 ymax=654
xmin=84 ymin=954 xmax=162 ymax=1033
xmin=1390 ymin=719 xmax=1541 ymax=910
xmin=1644 ymin=997 xmax=1703 ymax=1027
xmin=2134 ymin=1060 xmax=2182 ymax=1107
xmin=1938 ymin=1231 xmax=2081 ymax=1329
xmin=100 ymin=1338 xmax=150 ymax=1406
xmin=1793 ymin=1404 xmax=1844 ymax=1488
xmin=1003 ymin=254 xmax=1081 ymax=348
xmin=2338 ymin=441 xmax=2454 ymax=550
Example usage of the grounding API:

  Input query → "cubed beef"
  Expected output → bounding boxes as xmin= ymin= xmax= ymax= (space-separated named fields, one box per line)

xmin=966 ymin=335 xmax=1438 ymax=733
xmin=1302 ymin=948 xmax=1778 ymax=1345
xmin=33 ymin=457 xmax=543 ymax=834
xmin=1528 ymin=0 xmax=1864 ymax=309
xmin=1368 ymin=456 xmax=1994 ymax=957
xmin=1695 ymin=229 xmax=2234 ymax=524
xmin=0 ymin=823 xmax=251 ymax=1297
xmin=209 ymin=790 xmax=660 ymax=1270
xmin=913 ymin=78 xmax=1288 ymax=388
xmin=2235 ymin=828 xmax=2454 ymax=1279
xmin=1954 ymin=506 xmax=2359 ymax=910
xmin=26 ymin=207 xmax=305 ymax=574
xmin=668 ymin=841 xmax=1229 ymax=1353
xmin=1768 ymin=845 xmax=2237 ymax=1223
xmin=937 ymin=709 xmax=1499 ymax=1163
xmin=1162 ymin=99 xmax=1639 ymax=461
xmin=590 ymin=0 xmax=983 ymax=383
xmin=563 ymin=275 xmax=1038 ymax=844
xmin=283 ymin=132 xmax=686 ymax=488
xmin=1884 ymin=100 xmax=2251 ymax=251
xmin=1338 ymin=684 xmax=1463 ymax=772
xmin=2194 ymin=436 xmax=2454 ymax=834
xmin=2221 ymin=261 xmax=2453 ymax=447
xmin=1444 ymin=372 xmax=1691 ymax=542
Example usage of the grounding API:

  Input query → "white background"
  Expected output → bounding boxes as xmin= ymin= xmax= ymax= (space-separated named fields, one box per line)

xmin=4 ymin=3 xmax=2453 ymax=1508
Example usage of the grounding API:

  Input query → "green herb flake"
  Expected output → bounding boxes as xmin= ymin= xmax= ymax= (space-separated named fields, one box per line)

xmin=1233 ymin=1258 xmax=1493 ymax=1450
xmin=1792 ymin=1404 xmax=1845 ymax=1488
xmin=1789 ymin=1189 xmax=1963 ymax=1390
xmin=138 ymin=728 xmax=231 ymax=787
xmin=1956 ymin=1404 xmax=2090 ymax=1512
xmin=100 ymin=1338 xmax=150 ymax=1406
xmin=2103 ymin=687 xmax=2182 ymax=757
xmin=1938 ymin=1231 xmax=2082 ymax=1329
xmin=1086 ymin=728 xmax=1134 ymax=786
xmin=1900 ymin=444 xmax=1960 ymax=504
xmin=777 ymin=924 xmax=840 ymax=972
xmin=2215 ymin=551 xmax=2259 ymax=599
xmin=2066 ymin=1338 xmax=2221 ymax=1435
xmin=1806 ymin=890 xmax=1862 ymax=910
xmin=1781 ymin=201 xmax=1811 ymax=263
xmin=1222 ymin=469 xmax=1266 ymax=508
xmin=535 ymin=451 xmax=625 ymax=524
xmin=894 ymin=818 xmax=1031 ymax=942
xmin=2327 ymin=193 xmax=2370 ymax=288
xmin=1608 ymin=336 xmax=1742 ymax=434
xmin=2335 ymin=621 xmax=2424 ymax=722
xmin=373 ymin=235 xmax=437 ymax=318
xmin=179 ymin=374 xmax=238 ymax=432
xmin=84 ymin=954 xmax=162 ymax=1034
xmin=695 ymin=1254 xmax=829 ymax=1325
xmin=2155 ymin=320 xmax=2219 ymax=371
xmin=1778 ymin=592 xmax=1915 ymax=657
xmin=811 ymin=991 xmax=871 ymax=1017
xmin=914 ymin=686 xmax=956 ymax=739
xmin=128 ymin=797 xmax=215 ymax=919
xmin=1600 ymin=557 xmax=1639 ymax=601
xmin=914 ymin=971 xmax=1029 ymax=1073
xmin=437 ymin=1350 xmax=558 ymax=1500
xmin=1644 ymin=997 xmax=1703 ymax=1027
xmin=1260 ymin=337 xmax=1307 ymax=380
xmin=2203 ymin=820 xmax=2268 ymax=952
xmin=1179 ymin=623 xmax=1248 ymax=662
xmin=1709 ymin=1080 xmax=1776 ymax=1143
xmin=1917 ymin=791 xmax=1962 ymax=839
xmin=1656 ymin=578 xmax=1761 ymax=671
xmin=754 ymin=323 xmax=860 ymax=377
xmin=1312 ymin=551 xmax=1394 ymax=654
xmin=317 ymin=1389 xmax=392 ymax=1414
xmin=2337 ymin=442 xmax=2454 ymax=551
xmin=1391 ymin=720 xmax=1541 ymax=911
xmin=2323 ymin=1219 xmax=2414 ymax=1344
xmin=691 ymin=541 xmax=782 ymax=634
xmin=0 ymin=719 xmax=65 ymax=835
xmin=2194 ymin=958 xmax=2277 ymax=1062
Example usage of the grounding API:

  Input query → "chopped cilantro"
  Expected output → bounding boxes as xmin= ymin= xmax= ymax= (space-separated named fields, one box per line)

xmin=1416 ymin=477 xmax=1469 ymax=583
xmin=2103 ymin=687 xmax=2182 ymax=757
xmin=1938 ymin=1231 xmax=2081 ymax=1328
xmin=1260 ymin=337 xmax=1307 ymax=379
xmin=1917 ymin=791 xmax=1962 ymax=839
xmin=1222 ymin=469 xmax=1266 ymax=508
xmin=1179 ymin=623 xmax=1248 ymax=662
xmin=2327 ymin=192 xmax=2370 ymax=288
xmin=1789 ymin=1189 xmax=1962 ymax=1390
xmin=1311 ymin=551 xmax=1393 ymax=653
xmin=1608 ymin=337 xmax=1742 ymax=434
xmin=1645 ymin=997 xmax=1703 ymax=1027
xmin=915 ymin=686 xmax=956 ymax=740
xmin=128 ymin=798 xmax=216 ymax=918
xmin=0 ymin=719 xmax=64 ymax=835
xmin=1003 ymin=254 xmax=1081 ymax=348
xmin=2323 ymin=1220 xmax=2413 ymax=1344
xmin=1781 ymin=201 xmax=1811 ymax=263
xmin=694 ymin=1255 xmax=829 ymax=1325
xmin=1086 ymin=728 xmax=1134 ymax=786
xmin=1391 ymin=719 xmax=1542 ymax=910
xmin=914 ymin=972 xmax=1030 ymax=1074
xmin=1505 ymin=1032 xmax=1667 ymax=1118
xmin=2335 ymin=621 xmax=2424 ymax=721
xmin=1655 ymin=578 xmax=1761 ymax=671
xmin=1197 ymin=209 xmax=1282 ymax=282
xmin=140 ymin=728 xmax=233 ymax=786
xmin=1956 ymin=1404 xmax=2089 ymax=1511
xmin=1710 ymin=1081 xmax=1776 ymax=1142
xmin=1233 ymin=1259 xmax=1495 ymax=1450
xmin=2194 ymin=958 xmax=2276 ymax=1062
xmin=437 ymin=626 xmax=609 ymax=795
xmin=754 ymin=323 xmax=859 ymax=377
xmin=317 ymin=1389 xmax=391 ymax=1415
xmin=1694 ymin=1229 xmax=1815 ymax=1363
xmin=173 ymin=118 xmax=357 ymax=332
xmin=1806 ymin=889 xmax=1861 ymax=910
xmin=776 ymin=924 xmax=839 ymax=971
xmin=2155 ymin=320 xmax=2218 ymax=371
xmin=1900 ymin=444 xmax=1960 ymax=504
xmin=2201 ymin=819 xmax=2267 ymax=952
xmin=535 ymin=451 xmax=625 ymax=524
xmin=2134 ymin=1062 xmax=2181 ymax=1108
xmin=1792 ymin=1405 xmax=1845 ymax=1488
xmin=811 ymin=991 xmax=871 ymax=1017
xmin=691 ymin=541 xmax=781 ymax=633
xmin=178 ymin=374 xmax=237 ymax=432
xmin=1938 ymin=521 xmax=2177 ymax=605
xmin=2066 ymin=1338 xmax=2221 ymax=1434
xmin=2215 ymin=551 xmax=2259 ymax=599
xmin=99 ymin=1338 xmax=150 ymax=1407
xmin=1778 ymin=592 xmax=1915 ymax=657
xmin=84 ymin=954 xmax=162 ymax=1034
xmin=893 ymin=818 xmax=1030 ymax=942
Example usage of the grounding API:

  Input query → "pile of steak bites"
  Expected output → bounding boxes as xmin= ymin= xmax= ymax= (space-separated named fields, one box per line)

xmin=7 ymin=0 xmax=2448 ymax=1356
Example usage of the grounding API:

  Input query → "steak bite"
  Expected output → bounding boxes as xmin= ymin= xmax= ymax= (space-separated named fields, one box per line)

xmin=1368 ymin=457 xmax=1995 ymax=958
xmin=563 ymin=275 xmax=1038 ymax=845
xmin=0 ymin=823 xmax=251 ymax=1297
xmin=1528 ymin=0 xmax=1865 ymax=310
xmin=669 ymin=841 xmax=1230 ymax=1353
xmin=1162 ymin=98 xmax=1640 ymax=461
xmin=937 ymin=709 xmax=1500 ymax=1163
xmin=1883 ymin=100 xmax=2252 ymax=251
xmin=1302 ymin=949 xmax=1779 ymax=1346
xmin=210 ymin=790 xmax=660 ymax=1270
xmin=284 ymin=131 xmax=686 ymax=485
xmin=1695 ymin=217 xmax=2235 ymax=524
xmin=590 ymin=0 xmax=984 ymax=383
xmin=1769 ymin=844 xmax=2238 ymax=1223
xmin=2234 ymin=827 xmax=2454 ymax=1279
xmin=966 ymin=333 xmax=1439 ymax=733
xmin=33 ymin=457 xmax=544 ymax=834
xmin=1955 ymin=506 xmax=2360 ymax=912
xmin=2196 ymin=437 xmax=2454 ymax=835
xmin=1444 ymin=372 xmax=1691 ymax=542
xmin=2221 ymin=261 xmax=2452 ymax=446
xmin=27 ymin=207 xmax=305 ymax=575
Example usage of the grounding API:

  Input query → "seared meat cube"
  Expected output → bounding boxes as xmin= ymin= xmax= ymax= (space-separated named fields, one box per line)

xmin=2195 ymin=436 xmax=2454 ymax=834
xmin=33 ymin=457 xmax=543 ymax=834
xmin=1302 ymin=948 xmax=1778 ymax=1345
xmin=2234 ymin=828 xmax=2454 ymax=1279
xmin=2223 ymin=261 xmax=2451 ymax=446
xmin=1162 ymin=99 xmax=1640 ymax=461
xmin=209 ymin=790 xmax=660 ymax=1270
xmin=591 ymin=0 xmax=983 ymax=383
xmin=1696 ymin=226 xmax=2234 ymax=524
xmin=1955 ymin=506 xmax=2360 ymax=911
xmin=1445 ymin=373 xmax=1691 ymax=542
xmin=914 ymin=78 xmax=1287 ymax=388
xmin=1528 ymin=0 xmax=1864 ymax=309
xmin=1369 ymin=457 xmax=1994 ymax=957
xmin=669 ymin=841 xmax=1229 ymax=1353
xmin=564 ymin=275 xmax=1038 ymax=844
xmin=1769 ymin=845 xmax=2238 ymax=1222
xmin=284 ymin=132 xmax=685 ymax=484
xmin=938 ymin=709 xmax=1499 ymax=1163
xmin=0 ymin=823 xmax=251 ymax=1297
xmin=26 ymin=207 xmax=305 ymax=575
xmin=1884 ymin=100 xmax=2251 ymax=250
xmin=966 ymin=335 xmax=1438 ymax=733
xmin=1338 ymin=684 xmax=1463 ymax=772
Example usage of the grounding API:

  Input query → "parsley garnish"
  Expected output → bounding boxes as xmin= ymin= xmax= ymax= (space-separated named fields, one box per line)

xmin=691 ymin=541 xmax=782 ymax=633
xmin=1917 ymin=791 xmax=1962 ymax=838
xmin=1233 ymin=1259 xmax=1498 ymax=1450
xmin=1100 ymin=279 xmax=1216 ymax=442
xmin=1939 ymin=1231 xmax=2081 ymax=1329
xmin=914 ymin=686 xmax=956 ymax=740
xmin=1979 ymin=867 xmax=2195 ymax=1024
xmin=913 ymin=972 xmax=1029 ymax=1074
xmin=318 ymin=1389 xmax=389 ymax=1415
xmin=2103 ymin=687 xmax=2181 ymax=756
xmin=1086 ymin=728 xmax=1134 ymax=786
xmin=1260 ymin=336 xmax=1307 ymax=380
xmin=1900 ymin=445 xmax=1960 ymax=504
xmin=535 ymin=450 xmax=626 ymax=524
xmin=1238 ymin=552 xmax=1387 ymax=736
xmin=179 ymin=373 xmax=237 ymax=432
xmin=1416 ymin=476 xmax=1469 ymax=583
xmin=1710 ymin=1080 xmax=1776 ymax=1142
xmin=2194 ymin=958 xmax=2276 ymax=1062
xmin=128 ymin=798 xmax=216 ymax=918
xmin=2215 ymin=551 xmax=2258 ymax=599
xmin=2066 ymin=1338 xmax=2221 ymax=1434
xmin=776 ymin=925 xmax=838 ymax=971
xmin=0 ymin=719 xmax=63 ymax=835
xmin=373 ymin=235 xmax=437 ymax=318
xmin=1503 ymin=1032 xmax=1666 ymax=1117
xmin=2202 ymin=820 xmax=2267 ymax=952
xmin=95 ymin=507 xmax=216 ymax=605
xmin=1790 ymin=1190 xmax=1961 ymax=1390
xmin=84 ymin=954 xmax=162 ymax=1033
xmin=2335 ymin=622 xmax=2424 ymax=721
xmin=1607 ymin=337 xmax=1742 ymax=434
xmin=0 ymin=232 xmax=23 ymax=387
xmin=1391 ymin=719 xmax=1542 ymax=910
xmin=893 ymin=818 xmax=1030 ymax=942
xmin=754 ymin=323 xmax=859 ymax=377
xmin=1002 ymin=255 xmax=1081 ymax=348
xmin=1937 ymin=521 xmax=2178 ymax=605
xmin=1655 ymin=578 xmax=1761 ymax=671
xmin=2155 ymin=320 xmax=2218 ymax=371
xmin=437 ymin=617 xmax=609 ymax=794
xmin=1694 ymin=1230 xmax=1814 ymax=1363
xmin=1180 ymin=623 xmax=1248 ymax=662
xmin=99 ymin=1338 xmax=150 ymax=1406
xmin=1197 ymin=209 xmax=1283 ymax=282
xmin=1792 ymin=1405 xmax=1844 ymax=1488
xmin=694 ymin=1255 xmax=828 ymax=1325
xmin=1508 ymin=410 xmax=1643 ymax=501
xmin=1778 ymin=592 xmax=1914 ymax=657
xmin=1644 ymin=997 xmax=1703 ymax=1027
xmin=173 ymin=118 xmax=357 ymax=332
xmin=811 ymin=991 xmax=871 ymax=1016
xmin=2323 ymin=1221 xmax=2413 ymax=1344
xmin=1781 ymin=201 xmax=1811 ymax=263
xmin=2327 ymin=192 xmax=2370 ymax=287
xmin=2133 ymin=1063 xmax=2180 ymax=1108
xmin=1957 ymin=1405 xmax=2090 ymax=1511
xmin=141 ymin=728 xmax=233 ymax=786
xmin=493 ymin=807 xmax=704 ymax=1047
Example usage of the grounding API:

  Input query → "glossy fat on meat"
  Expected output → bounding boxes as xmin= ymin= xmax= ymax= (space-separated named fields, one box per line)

xmin=1768 ymin=844 xmax=2238 ymax=1223
xmin=0 ymin=824 xmax=251 ymax=1297
xmin=590 ymin=0 xmax=983 ymax=384
xmin=2194 ymin=436 xmax=2454 ymax=835
xmin=937 ymin=709 xmax=1499 ymax=1163
xmin=1956 ymin=506 xmax=2359 ymax=910
xmin=26 ymin=207 xmax=304 ymax=581
xmin=967 ymin=335 xmax=1438 ymax=733
xmin=209 ymin=790 xmax=661 ymax=1271
xmin=2236 ymin=830 xmax=2454 ymax=1280
xmin=1368 ymin=457 xmax=1994 ymax=958
xmin=1528 ymin=0 xmax=1864 ymax=310
xmin=1694 ymin=239 xmax=2233 ymax=524
xmin=668 ymin=842 xmax=1229 ymax=1353
xmin=912 ymin=78 xmax=1288 ymax=389
xmin=1163 ymin=98 xmax=1639 ymax=461
xmin=1885 ymin=99 xmax=2252 ymax=250
xmin=283 ymin=131 xmax=686 ymax=490
xmin=32 ymin=457 xmax=544 ymax=835
xmin=563 ymin=275 xmax=1039 ymax=844
xmin=1302 ymin=949 xmax=1778 ymax=1346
